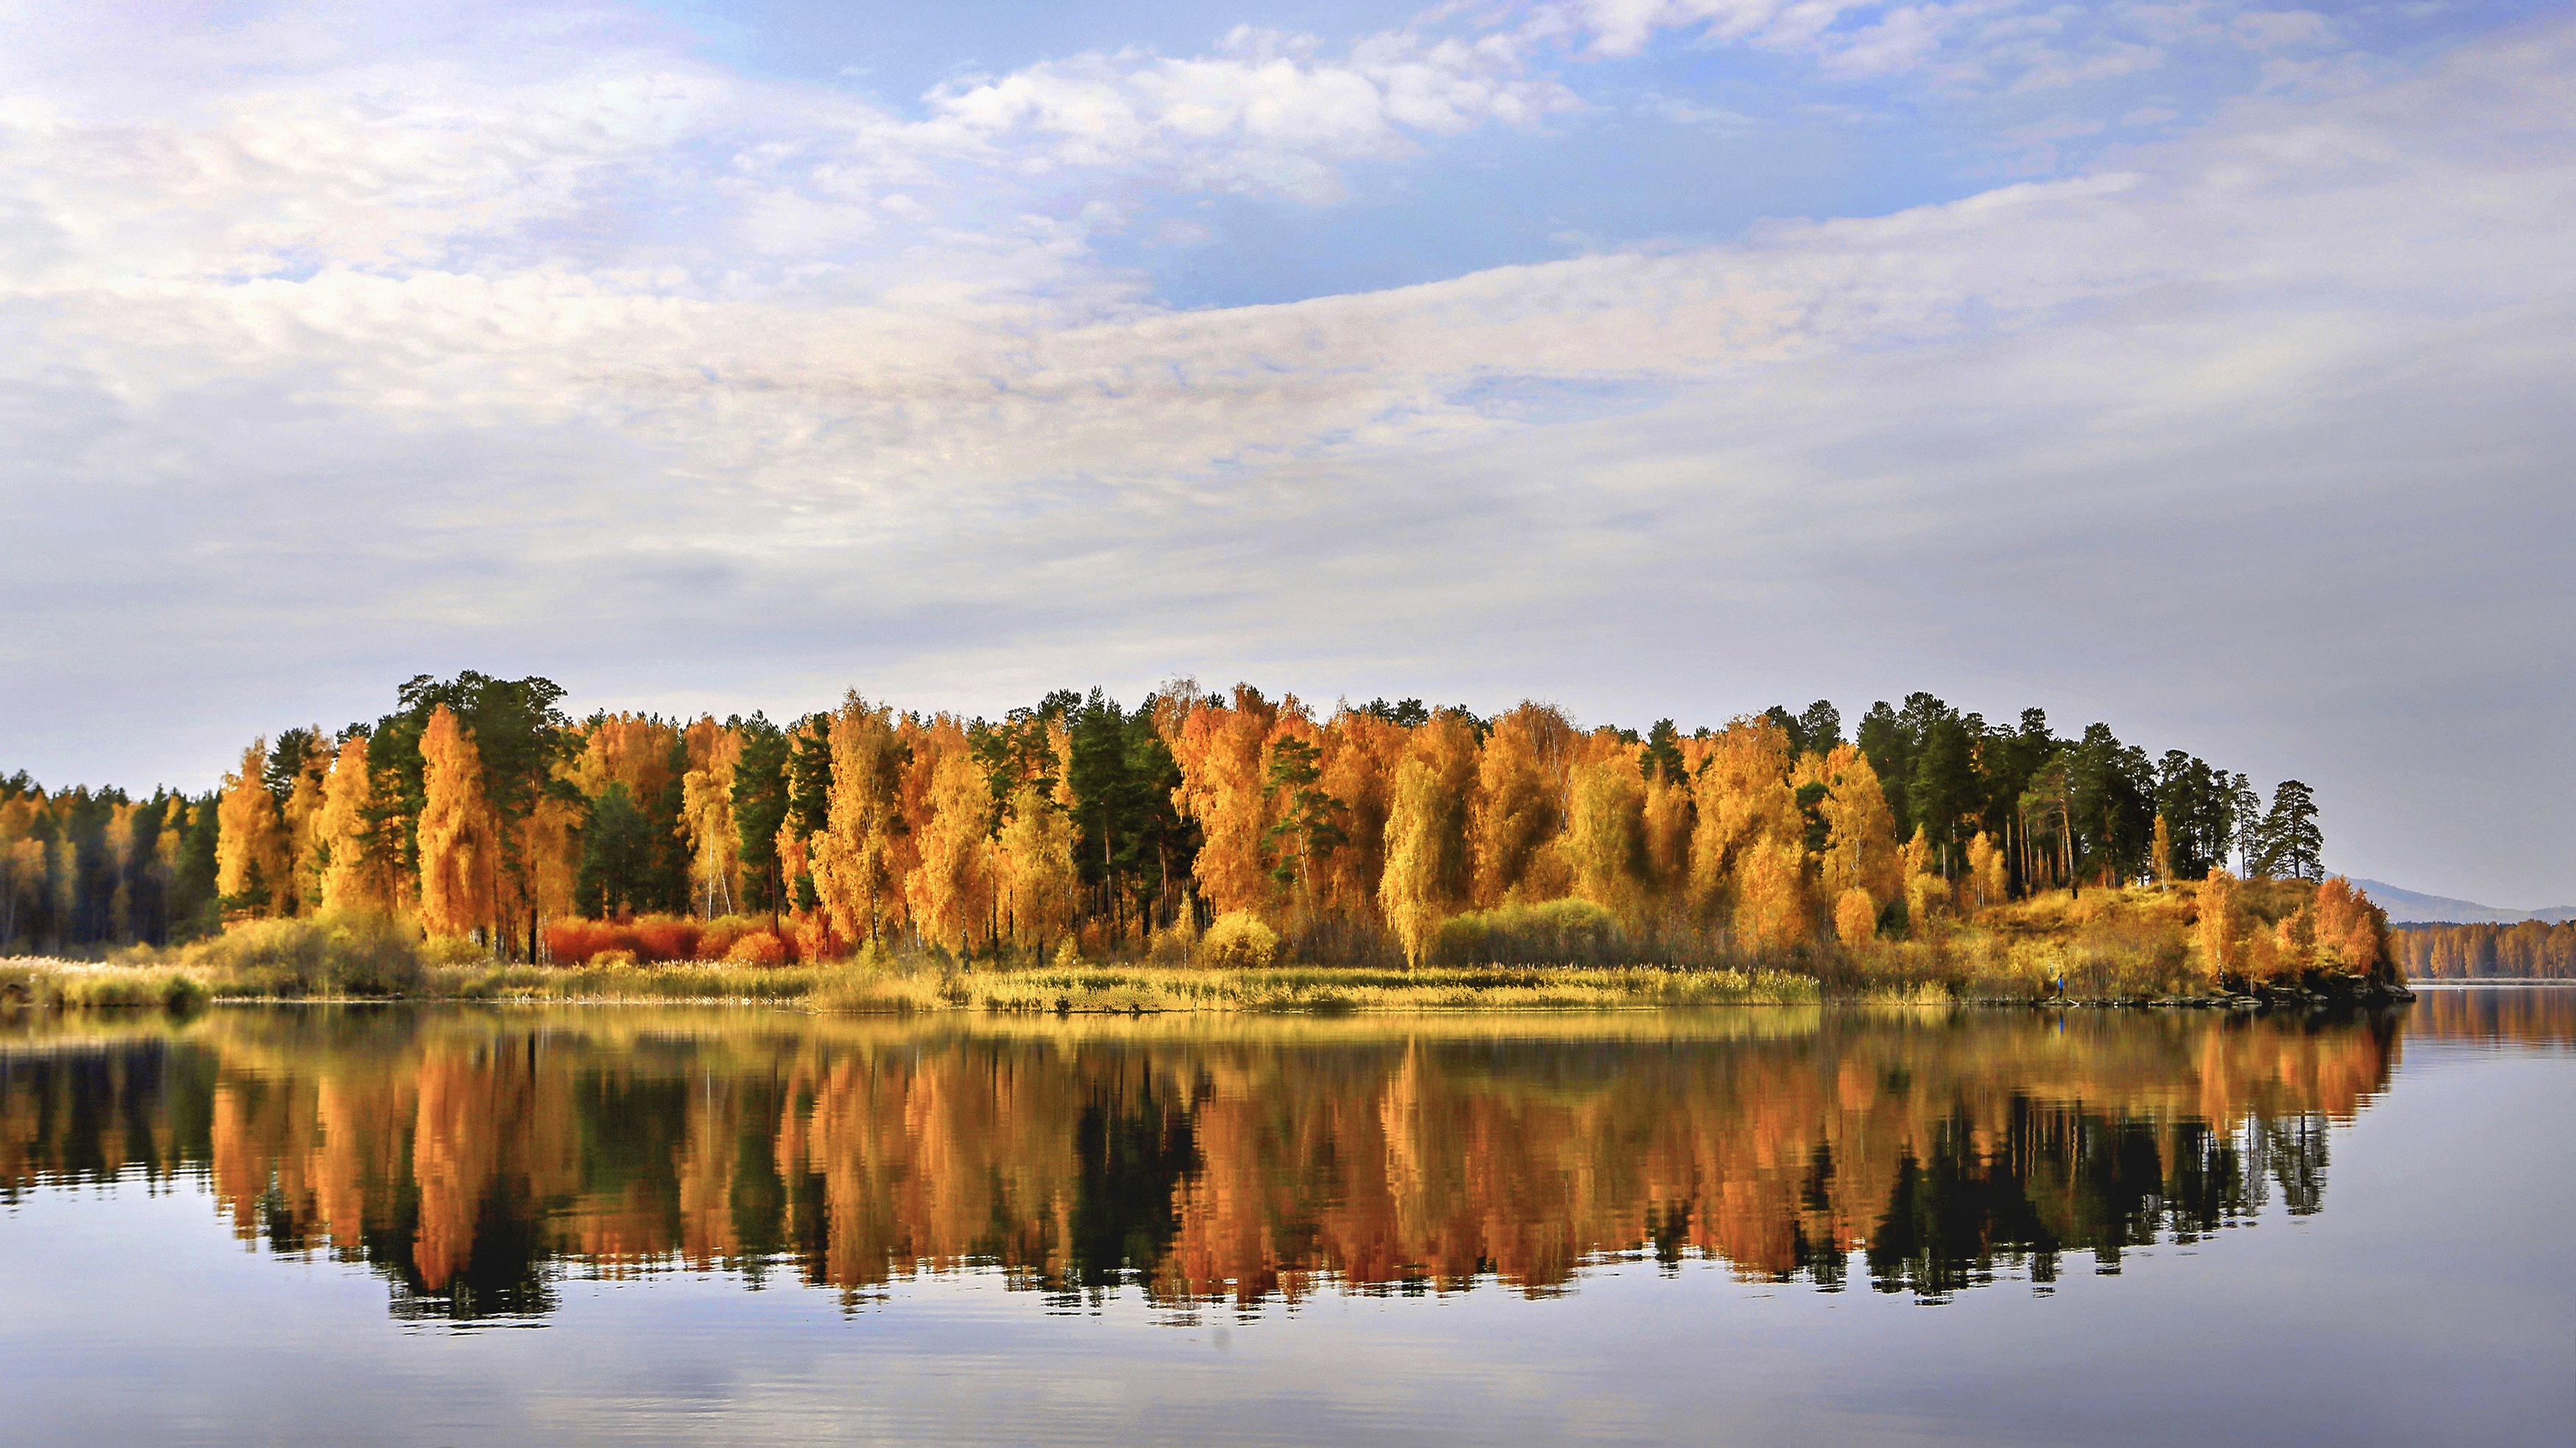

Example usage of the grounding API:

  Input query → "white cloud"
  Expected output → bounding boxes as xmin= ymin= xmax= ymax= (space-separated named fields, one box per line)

xmin=916 ymin=24 xmax=1580 ymax=203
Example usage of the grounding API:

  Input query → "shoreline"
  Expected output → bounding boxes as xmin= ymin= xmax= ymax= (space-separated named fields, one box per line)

xmin=3 ymin=957 xmax=2414 ymax=1016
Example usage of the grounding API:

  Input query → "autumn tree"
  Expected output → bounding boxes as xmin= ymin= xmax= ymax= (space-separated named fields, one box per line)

xmin=1379 ymin=713 xmax=1479 ymax=966
xmin=1901 ymin=827 xmax=1947 ymax=931
xmin=1641 ymin=767 xmax=1693 ymax=911
xmin=416 ymin=706 xmax=495 ymax=940
xmin=369 ymin=672 xmax=570 ymax=957
xmin=1563 ymin=752 xmax=1648 ymax=920
xmin=1816 ymin=744 xmax=1901 ymax=916
xmin=1315 ymin=708 xmax=1406 ymax=920
xmin=810 ymin=693 xmax=908 ymax=947
xmin=1470 ymin=703 xmax=1572 ymax=908
xmin=679 ymin=723 xmax=744 ymax=918
xmin=2196 ymin=870 xmax=2240 ymax=980
xmin=215 ymin=740 xmax=291 ymax=917
xmin=1168 ymin=686 xmax=1279 ymax=917
xmin=908 ymin=748 xmax=996 ymax=954
xmin=274 ymin=726 xmax=331 ymax=912
xmin=996 ymin=781 xmax=1077 ymax=956
xmin=316 ymin=734 xmax=397 ymax=915
xmin=1963 ymin=831 xmax=2006 ymax=913
xmin=1688 ymin=717 xmax=1801 ymax=926
xmin=1733 ymin=840 xmax=1810 ymax=953
xmin=2310 ymin=876 xmax=2385 ymax=975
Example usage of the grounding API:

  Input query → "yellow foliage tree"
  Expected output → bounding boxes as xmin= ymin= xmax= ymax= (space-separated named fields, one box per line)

xmin=680 ymin=764 xmax=740 ymax=918
xmin=907 ymin=750 xmax=996 ymax=954
xmin=1833 ymin=887 xmax=1878 ymax=948
xmin=214 ymin=740 xmax=291 ymax=917
xmin=316 ymin=735 xmax=397 ymax=915
xmin=280 ymin=731 xmax=330 ymax=912
xmin=1734 ymin=840 xmax=1811 ymax=953
xmin=572 ymin=714 xmax=683 ymax=809
xmin=1378 ymin=714 xmax=1479 ymax=966
xmin=514 ymin=791 xmax=581 ymax=932
xmin=1816 ymin=744 xmax=1900 ymax=912
xmin=1963 ymin=831 xmax=2007 ymax=913
xmin=997 ymin=784 xmax=1077 ymax=954
xmin=2196 ymin=870 xmax=2239 ymax=979
xmin=1563 ymin=753 xmax=1648 ymax=920
xmin=1902 ymin=826 xmax=1947 ymax=930
xmin=417 ymin=706 xmax=495 ymax=940
xmin=1470 ymin=704 xmax=1571 ymax=908
xmin=809 ymin=692 xmax=906 ymax=948
xmin=1688 ymin=717 xmax=1801 ymax=923
xmin=1641 ymin=773 xmax=1693 ymax=909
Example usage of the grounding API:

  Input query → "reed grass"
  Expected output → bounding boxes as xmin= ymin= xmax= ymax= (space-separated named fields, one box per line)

xmin=876 ymin=962 xmax=1819 ymax=1014
xmin=0 ymin=959 xmax=210 ymax=1010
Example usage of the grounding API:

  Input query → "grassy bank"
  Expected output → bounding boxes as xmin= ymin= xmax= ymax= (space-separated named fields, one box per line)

xmin=2 ymin=879 xmax=2403 ymax=1015
xmin=1 ymin=951 xmax=1815 ymax=1012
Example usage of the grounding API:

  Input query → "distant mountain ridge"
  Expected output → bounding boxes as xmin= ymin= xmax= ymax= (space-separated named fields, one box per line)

xmin=2350 ymin=879 xmax=2576 ymax=926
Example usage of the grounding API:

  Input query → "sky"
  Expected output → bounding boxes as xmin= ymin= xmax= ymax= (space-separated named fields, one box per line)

xmin=1 ymin=0 xmax=2568 ymax=905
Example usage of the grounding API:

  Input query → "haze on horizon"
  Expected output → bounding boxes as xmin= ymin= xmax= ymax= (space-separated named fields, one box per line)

xmin=0 ymin=0 xmax=2566 ymax=906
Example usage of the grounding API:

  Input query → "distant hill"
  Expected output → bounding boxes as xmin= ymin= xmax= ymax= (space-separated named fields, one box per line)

xmin=2350 ymin=879 xmax=2576 ymax=926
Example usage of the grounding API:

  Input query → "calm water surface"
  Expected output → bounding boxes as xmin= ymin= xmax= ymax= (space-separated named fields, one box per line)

xmin=2 ymin=989 xmax=2570 ymax=1446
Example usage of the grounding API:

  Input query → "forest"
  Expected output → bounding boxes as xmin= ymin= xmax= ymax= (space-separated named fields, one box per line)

xmin=2 ymin=672 xmax=2342 ymax=974
xmin=2388 ymin=922 xmax=2576 ymax=979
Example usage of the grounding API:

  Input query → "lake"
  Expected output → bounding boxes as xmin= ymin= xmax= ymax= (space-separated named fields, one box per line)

xmin=2 ymin=988 xmax=2569 ymax=1446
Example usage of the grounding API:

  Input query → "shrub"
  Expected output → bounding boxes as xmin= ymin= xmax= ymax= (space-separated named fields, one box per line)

xmin=698 ymin=916 xmax=761 ymax=961
xmin=183 ymin=911 xmax=428 ymax=996
xmin=1148 ymin=911 xmax=1199 ymax=966
xmin=629 ymin=915 xmax=701 ymax=963
xmin=545 ymin=918 xmax=618 ymax=965
xmin=1434 ymin=898 xmax=1617 ymax=967
xmin=726 ymin=931 xmax=787 ymax=966
xmin=1197 ymin=912 xmax=1281 ymax=971
xmin=419 ymin=934 xmax=490 ymax=970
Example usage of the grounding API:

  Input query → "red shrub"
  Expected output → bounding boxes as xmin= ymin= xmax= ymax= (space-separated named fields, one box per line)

xmin=629 ymin=915 xmax=701 ymax=963
xmin=546 ymin=918 xmax=622 ymax=966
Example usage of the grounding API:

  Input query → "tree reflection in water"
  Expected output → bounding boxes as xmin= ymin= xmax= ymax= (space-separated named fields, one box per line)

xmin=0 ymin=1002 xmax=2460 ymax=1319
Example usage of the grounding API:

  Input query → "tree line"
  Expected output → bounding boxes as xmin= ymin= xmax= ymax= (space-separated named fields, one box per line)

xmin=1 ymin=673 xmax=2335 ymax=962
xmin=2388 ymin=921 xmax=2575 ymax=979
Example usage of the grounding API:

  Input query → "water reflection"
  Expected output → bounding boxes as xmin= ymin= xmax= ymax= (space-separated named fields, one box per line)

xmin=2405 ymin=984 xmax=2576 ymax=1047
xmin=0 ymin=1006 xmax=2413 ymax=1318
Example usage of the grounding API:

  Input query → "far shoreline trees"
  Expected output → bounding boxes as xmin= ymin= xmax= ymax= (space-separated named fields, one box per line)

xmin=3 ymin=674 xmax=2348 ymax=968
